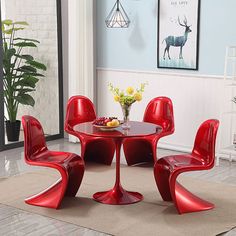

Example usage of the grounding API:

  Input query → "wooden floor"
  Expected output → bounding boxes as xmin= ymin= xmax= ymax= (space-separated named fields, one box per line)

xmin=0 ymin=139 xmax=235 ymax=236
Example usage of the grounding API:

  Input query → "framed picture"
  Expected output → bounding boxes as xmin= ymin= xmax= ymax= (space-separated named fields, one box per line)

xmin=157 ymin=0 xmax=200 ymax=70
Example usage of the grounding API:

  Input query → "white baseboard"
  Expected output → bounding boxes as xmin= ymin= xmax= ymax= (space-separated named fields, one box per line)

xmin=68 ymin=135 xmax=79 ymax=143
xmin=158 ymin=142 xmax=191 ymax=153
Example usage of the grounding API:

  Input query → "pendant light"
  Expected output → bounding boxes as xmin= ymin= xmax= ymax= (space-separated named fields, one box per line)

xmin=105 ymin=0 xmax=130 ymax=28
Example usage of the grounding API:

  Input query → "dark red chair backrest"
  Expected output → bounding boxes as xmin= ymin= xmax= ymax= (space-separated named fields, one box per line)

xmin=143 ymin=97 xmax=174 ymax=136
xmin=65 ymin=96 xmax=96 ymax=131
xmin=192 ymin=119 xmax=219 ymax=166
xmin=22 ymin=115 xmax=47 ymax=162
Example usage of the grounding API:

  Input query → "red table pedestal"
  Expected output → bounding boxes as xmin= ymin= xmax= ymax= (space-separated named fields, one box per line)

xmin=93 ymin=184 xmax=143 ymax=205
xmin=93 ymin=138 xmax=143 ymax=205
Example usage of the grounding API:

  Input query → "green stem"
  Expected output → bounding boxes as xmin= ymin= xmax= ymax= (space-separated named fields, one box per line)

xmin=9 ymin=24 xmax=15 ymax=49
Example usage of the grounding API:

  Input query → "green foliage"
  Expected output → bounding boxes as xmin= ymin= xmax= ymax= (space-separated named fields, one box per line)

xmin=2 ymin=19 xmax=47 ymax=122
xmin=108 ymin=82 xmax=148 ymax=106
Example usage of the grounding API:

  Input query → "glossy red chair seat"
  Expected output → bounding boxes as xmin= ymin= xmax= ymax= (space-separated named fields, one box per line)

xmin=123 ymin=97 xmax=174 ymax=166
xmin=34 ymin=151 xmax=78 ymax=163
xmin=22 ymin=116 xmax=85 ymax=209
xmin=65 ymin=95 xmax=115 ymax=165
xmin=154 ymin=119 xmax=219 ymax=214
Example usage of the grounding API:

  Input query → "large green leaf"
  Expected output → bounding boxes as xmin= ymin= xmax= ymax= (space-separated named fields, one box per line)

xmin=14 ymin=76 xmax=39 ymax=88
xmin=14 ymin=42 xmax=37 ymax=47
xmin=4 ymin=74 xmax=21 ymax=79
xmin=23 ymin=75 xmax=39 ymax=84
xmin=26 ymin=60 xmax=47 ymax=71
xmin=26 ymin=72 xmax=45 ymax=77
xmin=14 ymin=54 xmax=34 ymax=61
xmin=15 ymin=72 xmax=45 ymax=78
xmin=5 ymin=48 xmax=16 ymax=59
xmin=15 ymin=88 xmax=35 ymax=93
xmin=14 ymin=38 xmax=40 ymax=43
xmin=3 ymin=27 xmax=25 ymax=34
xmin=14 ymin=21 xmax=29 ymax=26
xmin=17 ymin=65 xmax=37 ymax=73
xmin=3 ymin=28 xmax=13 ymax=35
xmin=2 ymin=19 xmax=13 ymax=26
xmin=13 ymin=27 xmax=25 ymax=31
xmin=15 ymin=94 xmax=35 ymax=106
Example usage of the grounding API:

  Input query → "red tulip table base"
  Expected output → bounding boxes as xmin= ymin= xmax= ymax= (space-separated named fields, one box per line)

xmin=93 ymin=138 xmax=143 ymax=205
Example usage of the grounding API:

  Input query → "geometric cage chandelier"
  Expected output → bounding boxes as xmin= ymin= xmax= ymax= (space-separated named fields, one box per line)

xmin=105 ymin=0 xmax=130 ymax=28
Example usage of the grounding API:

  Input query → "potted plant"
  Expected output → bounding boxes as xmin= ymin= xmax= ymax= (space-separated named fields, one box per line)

xmin=2 ymin=19 xmax=47 ymax=141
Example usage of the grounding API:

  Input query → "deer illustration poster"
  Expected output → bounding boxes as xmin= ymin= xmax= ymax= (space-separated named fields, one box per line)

xmin=157 ymin=0 xmax=200 ymax=70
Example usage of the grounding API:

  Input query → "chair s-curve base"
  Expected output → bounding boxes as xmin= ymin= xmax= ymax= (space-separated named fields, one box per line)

xmin=25 ymin=155 xmax=84 ymax=209
xmin=25 ymin=178 xmax=64 ymax=209
xmin=154 ymin=161 xmax=214 ymax=214
xmin=173 ymin=181 xmax=214 ymax=214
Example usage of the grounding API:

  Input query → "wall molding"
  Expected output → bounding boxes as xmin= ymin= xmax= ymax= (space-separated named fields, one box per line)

xmin=97 ymin=67 xmax=224 ymax=80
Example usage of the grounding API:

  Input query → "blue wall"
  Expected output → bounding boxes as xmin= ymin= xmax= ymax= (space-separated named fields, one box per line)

xmin=96 ymin=0 xmax=236 ymax=75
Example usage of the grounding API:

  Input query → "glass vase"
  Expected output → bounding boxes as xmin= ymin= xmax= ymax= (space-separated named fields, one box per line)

xmin=121 ymin=104 xmax=131 ymax=129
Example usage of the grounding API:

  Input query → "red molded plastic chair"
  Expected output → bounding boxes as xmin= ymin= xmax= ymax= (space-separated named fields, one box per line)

xmin=154 ymin=119 xmax=219 ymax=214
xmin=65 ymin=95 xmax=115 ymax=165
xmin=123 ymin=97 xmax=174 ymax=166
xmin=22 ymin=115 xmax=84 ymax=209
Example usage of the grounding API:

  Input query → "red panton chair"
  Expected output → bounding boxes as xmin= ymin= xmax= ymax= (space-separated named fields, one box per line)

xmin=154 ymin=119 xmax=219 ymax=214
xmin=123 ymin=97 xmax=174 ymax=166
xmin=22 ymin=116 xmax=84 ymax=209
xmin=65 ymin=95 xmax=115 ymax=165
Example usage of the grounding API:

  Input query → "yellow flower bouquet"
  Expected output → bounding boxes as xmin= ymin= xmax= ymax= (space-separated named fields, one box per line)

xmin=108 ymin=82 xmax=147 ymax=129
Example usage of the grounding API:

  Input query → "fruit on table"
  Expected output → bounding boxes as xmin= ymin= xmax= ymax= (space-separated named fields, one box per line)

xmin=106 ymin=121 xmax=113 ymax=127
xmin=111 ymin=119 xmax=119 ymax=126
xmin=104 ymin=118 xmax=111 ymax=124
xmin=93 ymin=117 xmax=120 ymax=127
